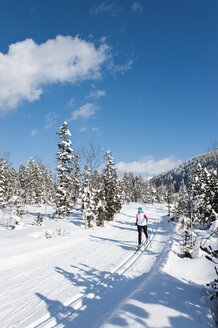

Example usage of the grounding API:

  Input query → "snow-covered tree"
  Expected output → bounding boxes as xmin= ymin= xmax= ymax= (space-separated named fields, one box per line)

xmin=26 ymin=157 xmax=37 ymax=204
xmin=174 ymin=179 xmax=188 ymax=220
xmin=95 ymin=186 xmax=107 ymax=227
xmin=178 ymin=216 xmax=196 ymax=258
xmin=81 ymin=169 xmax=96 ymax=228
xmin=0 ymin=157 xmax=9 ymax=208
xmin=71 ymin=154 xmax=81 ymax=205
xmin=120 ymin=172 xmax=132 ymax=203
xmin=55 ymin=122 xmax=74 ymax=218
xmin=157 ymin=183 xmax=167 ymax=203
xmin=165 ymin=180 xmax=175 ymax=217
xmin=35 ymin=163 xmax=44 ymax=204
xmin=103 ymin=150 xmax=122 ymax=220
xmin=143 ymin=179 xmax=153 ymax=203
xmin=189 ymin=164 xmax=218 ymax=226
xmin=8 ymin=166 xmax=18 ymax=200
xmin=200 ymin=229 xmax=218 ymax=324
xmin=18 ymin=163 xmax=28 ymax=203
xmin=40 ymin=164 xmax=50 ymax=204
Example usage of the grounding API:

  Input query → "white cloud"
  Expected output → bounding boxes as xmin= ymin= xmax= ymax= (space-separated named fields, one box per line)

xmin=79 ymin=127 xmax=88 ymax=132
xmin=88 ymin=89 xmax=106 ymax=99
xmin=68 ymin=97 xmax=75 ymax=108
xmin=132 ymin=2 xmax=143 ymax=13
xmin=31 ymin=112 xmax=56 ymax=136
xmin=91 ymin=1 xmax=121 ymax=16
xmin=43 ymin=112 xmax=56 ymax=130
xmin=92 ymin=127 xmax=100 ymax=132
xmin=116 ymin=156 xmax=182 ymax=175
xmin=31 ymin=129 xmax=38 ymax=136
xmin=0 ymin=35 xmax=110 ymax=112
xmin=79 ymin=126 xmax=100 ymax=133
xmin=71 ymin=102 xmax=99 ymax=120
xmin=109 ymin=59 xmax=133 ymax=75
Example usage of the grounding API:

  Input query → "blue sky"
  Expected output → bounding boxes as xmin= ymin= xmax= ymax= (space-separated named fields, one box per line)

xmin=0 ymin=0 xmax=217 ymax=176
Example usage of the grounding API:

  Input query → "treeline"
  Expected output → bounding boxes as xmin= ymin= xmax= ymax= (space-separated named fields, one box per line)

xmin=0 ymin=157 xmax=54 ymax=210
xmin=152 ymin=148 xmax=218 ymax=192
xmin=0 ymin=122 xmax=217 ymax=230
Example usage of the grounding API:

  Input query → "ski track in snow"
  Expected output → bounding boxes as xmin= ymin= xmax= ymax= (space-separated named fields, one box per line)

xmin=0 ymin=203 xmax=215 ymax=328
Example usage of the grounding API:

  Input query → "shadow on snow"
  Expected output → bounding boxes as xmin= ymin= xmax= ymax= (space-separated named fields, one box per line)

xmin=90 ymin=235 xmax=136 ymax=251
xmin=35 ymin=265 xmax=212 ymax=328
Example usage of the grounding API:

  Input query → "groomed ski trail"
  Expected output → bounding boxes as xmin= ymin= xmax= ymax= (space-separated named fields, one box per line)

xmin=2 ymin=203 xmax=213 ymax=328
xmin=17 ymin=204 xmax=170 ymax=328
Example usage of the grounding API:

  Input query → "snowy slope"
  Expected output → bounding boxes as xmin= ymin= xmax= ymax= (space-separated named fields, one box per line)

xmin=0 ymin=203 xmax=216 ymax=328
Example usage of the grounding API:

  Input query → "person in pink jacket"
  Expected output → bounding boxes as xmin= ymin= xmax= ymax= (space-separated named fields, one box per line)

xmin=136 ymin=207 xmax=148 ymax=249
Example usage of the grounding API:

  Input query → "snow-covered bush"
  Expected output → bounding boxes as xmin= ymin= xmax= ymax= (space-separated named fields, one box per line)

xmin=95 ymin=198 xmax=106 ymax=227
xmin=5 ymin=209 xmax=25 ymax=230
xmin=33 ymin=213 xmax=44 ymax=226
xmin=177 ymin=216 xmax=196 ymax=258
xmin=200 ymin=223 xmax=218 ymax=324
xmin=44 ymin=228 xmax=69 ymax=239
xmin=81 ymin=170 xmax=96 ymax=228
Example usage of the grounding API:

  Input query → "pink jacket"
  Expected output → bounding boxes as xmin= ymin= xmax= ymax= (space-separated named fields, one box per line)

xmin=136 ymin=213 xmax=148 ymax=226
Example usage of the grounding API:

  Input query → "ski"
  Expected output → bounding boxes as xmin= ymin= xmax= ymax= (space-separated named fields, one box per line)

xmin=135 ymin=236 xmax=150 ymax=253
xmin=134 ymin=245 xmax=143 ymax=253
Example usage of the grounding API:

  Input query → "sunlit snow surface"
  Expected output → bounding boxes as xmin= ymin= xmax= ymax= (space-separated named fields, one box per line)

xmin=0 ymin=203 xmax=215 ymax=328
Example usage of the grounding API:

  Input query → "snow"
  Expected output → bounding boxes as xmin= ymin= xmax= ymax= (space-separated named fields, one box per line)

xmin=0 ymin=203 xmax=216 ymax=328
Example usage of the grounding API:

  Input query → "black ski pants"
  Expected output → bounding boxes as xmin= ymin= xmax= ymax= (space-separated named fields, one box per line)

xmin=137 ymin=225 xmax=148 ymax=245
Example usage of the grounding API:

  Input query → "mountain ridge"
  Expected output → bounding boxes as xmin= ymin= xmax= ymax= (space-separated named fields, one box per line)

xmin=151 ymin=148 xmax=218 ymax=192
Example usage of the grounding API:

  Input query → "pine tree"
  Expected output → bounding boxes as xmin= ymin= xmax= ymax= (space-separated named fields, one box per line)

xmin=189 ymin=164 xmax=218 ymax=226
xmin=174 ymin=179 xmax=188 ymax=220
xmin=71 ymin=154 xmax=81 ymax=206
xmin=18 ymin=163 xmax=28 ymax=204
xmin=0 ymin=157 xmax=9 ymax=208
xmin=103 ymin=150 xmax=121 ymax=220
xmin=48 ymin=169 xmax=55 ymax=203
xmin=143 ymin=180 xmax=153 ymax=203
xmin=55 ymin=122 xmax=74 ymax=218
xmin=199 ymin=168 xmax=217 ymax=225
xmin=165 ymin=181 xmax=175 ymax=217
xmin=8 ymin=166 xmax=18 ymax=200
xmin=148 ymin=179 xmax=159 ymax=204
xmin=81 ymin=169 xmax=96 ymax=228
xmin=35 ymin=163 xmax=44 ymax=204
xmin=26 ymin=157 xmax=37 ymax=204
xmin=157 ymin=183 xmax=167 ymax=204
xmin=179 ymin=216 xmax=196 ymax=258
xmin=121 ymin=172 xmax=132 ymax=203
xmin=95 ymin=184 xmax=107 ymax=227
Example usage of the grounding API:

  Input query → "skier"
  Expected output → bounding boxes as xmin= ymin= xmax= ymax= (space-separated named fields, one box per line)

xmin=136 ymin=207 xmax=148 ymax=249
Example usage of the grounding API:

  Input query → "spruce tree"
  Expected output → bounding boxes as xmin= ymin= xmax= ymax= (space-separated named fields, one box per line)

xmin=72 ymin=154 xmax=81 ymax=206
xmin=18 ymin=163 xmax=28 ymax=204
xmin=165 ymin=181 xmax=175 ymax=217
xmin=55 ymin=122 xmax=74 ymax=218
xmin=179 ymin=216 xmax=196 ymax=258
xmin=81 ymin=169 xmax=96 ymax=228
xmin=0 ymin=157 xmax=9 ymax=208
xmin=175 ymin=179 xmax=188 ymax=220
xmin=103 ymin=150 xmax=121 ymax=220
xmin=144 ymin=180 xmax=153 ymax=203
xmin=121 ymin=172 xmax=132 ymax=203
xmin=95 ymin=184 xmax=107 ymax=227
xmin=26 ymin=157 xmax=37 ymax=204
xmin=189 ymin=164 xmax=218 ymax=226
xmin=8 ymin=166 xmax=18 ymax=200
xmin=35 ymin=163 xmax=44 ymax=204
